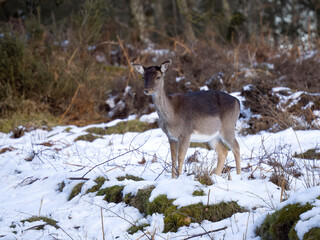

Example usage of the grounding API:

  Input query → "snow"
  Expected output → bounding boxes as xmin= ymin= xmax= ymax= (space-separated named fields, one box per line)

xmin=1 ymin=112 xmax=320 ymax=239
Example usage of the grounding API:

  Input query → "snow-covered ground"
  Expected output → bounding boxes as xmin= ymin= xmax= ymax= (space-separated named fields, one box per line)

xmin=1 ymin=109 xmax=320 ymax=239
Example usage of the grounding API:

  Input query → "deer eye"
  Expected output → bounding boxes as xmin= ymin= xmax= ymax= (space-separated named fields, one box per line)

xmin=156 ymin=76 xmax=161 ymax=80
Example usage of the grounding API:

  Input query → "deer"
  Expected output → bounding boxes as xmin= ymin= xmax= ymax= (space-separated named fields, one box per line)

xmin=131 ymin=59 xmax=241 ymax=178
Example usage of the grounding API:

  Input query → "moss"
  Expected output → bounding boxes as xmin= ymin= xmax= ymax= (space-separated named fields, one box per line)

xmin=22 ymin=216 xmax=59 ymax=229
xmin=147 ymin=195 xmax=175 ymax=216
xmin=64 ymin=127 xmax=72 ymax=133
xmin=192 ymin=190 xmax=205 ymax=196
xmin=86 ymin=176 xmax=107 ymax=193
xmin=104 ymin=120 xmax=158 ymax=135
xmin=303 ymin=228 xmax=320 ymax=240
xmin=164 ymin=201 xmax=245 ymax=233
xmin=0 ymin=111 xmax=58 ymax=134
xmin=127 ymin=223 xmax=150 ymax=234
xmin=57 ymin=181 xmax=65 ymax=192
xmin=294 ymin=148 xmax=320 ymax=160
xmin=117 ymin=174 xmax=144 ymax=181
xmin=68 ymin=182 xmax=85 ymax=201
xmin=98 ymin=185 xmax=125 ymax=203
xmin=190 ymin=142 xmax=211 ymax=150
xmin=86 ymin=127 xmax=108 ymax=135
xmin=74 ymin=134 xmax=102 ymax=142
xmin=124 ymin=186 xmax=155 ymax=213
xmin=10 ymin=223 xmax=16 ymax=229
xmin=256 ymin=203 xmax=313 ymax=240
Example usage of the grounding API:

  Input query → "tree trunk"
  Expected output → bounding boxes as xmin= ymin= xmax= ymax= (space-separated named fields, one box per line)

xmin=246 ymin=0 xmax=260 ymax=39
xmin=153 ymin=0 xmax=165 ymax=33
xmin=177 ymin=0 xmax=196 ymax=41
xmin=130 ymin=0 xmax=150 ymax=44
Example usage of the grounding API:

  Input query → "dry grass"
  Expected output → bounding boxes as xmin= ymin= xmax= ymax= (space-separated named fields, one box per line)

xmin=0 ymin=2 xmax=319 ymax=133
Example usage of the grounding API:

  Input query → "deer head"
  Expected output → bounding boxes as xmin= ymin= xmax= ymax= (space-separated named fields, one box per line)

xmin=131 ymin=59 xmax=172 ymax=95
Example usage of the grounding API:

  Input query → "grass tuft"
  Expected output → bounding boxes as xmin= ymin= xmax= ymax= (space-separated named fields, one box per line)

xmin=192 ymin=190 xmax=205 ymax=196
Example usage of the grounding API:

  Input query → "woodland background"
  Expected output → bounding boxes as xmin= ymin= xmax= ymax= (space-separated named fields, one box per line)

xmin=1 ymin=0 xmax=320 ymax=132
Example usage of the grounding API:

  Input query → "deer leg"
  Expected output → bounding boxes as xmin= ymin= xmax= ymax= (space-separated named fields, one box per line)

xmin=169 ymin=140 xmax=178 ymax=178
xmin=220 ymin=131 xmax=241 ymax=175
xmin=211 ymin=138 xmax=228 ymax=176
xmin=177 ymin=135 xmax=191 ymax=177
xmin=229 ymin=139 xmax=241 ymax=174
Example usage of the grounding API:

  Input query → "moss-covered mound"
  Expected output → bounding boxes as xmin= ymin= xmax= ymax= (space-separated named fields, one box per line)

xmin=97 ymin=185 xmax=125 ymax=203
xmin=86 ymin=120 xmax=158 ymax=135
xmin=68 ymin=182 xmax=85 ymax=201
xmin=256 ymin=198 xmax=320 ymax=240
xmin=164 ymin=201 xmax=245 ymax=232
xmin=86 ymin=177 xmax=107 ymax=193
xmin=67 ymin=177 xmax=246 ymax=233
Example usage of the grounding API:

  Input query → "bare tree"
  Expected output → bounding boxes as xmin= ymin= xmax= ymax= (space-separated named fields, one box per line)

xmin=130 ymin=0 xmax=150 ymax=44
xmin=177 ymin=0 xmax=196 ymax=41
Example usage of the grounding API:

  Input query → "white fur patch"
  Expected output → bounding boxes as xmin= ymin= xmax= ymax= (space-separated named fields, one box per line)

xmin=190 ymin=131 xmax=218 ymax=142
xmin=132 ymin=64 xmax=144 ymax=75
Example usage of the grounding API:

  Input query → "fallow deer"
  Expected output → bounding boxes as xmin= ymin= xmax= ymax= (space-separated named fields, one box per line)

xmin=132 ymin=59 xmax=241 ymax=178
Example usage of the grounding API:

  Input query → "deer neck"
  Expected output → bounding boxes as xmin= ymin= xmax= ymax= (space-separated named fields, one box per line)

xmin=152 ymin=81 xmax=174 ymax=124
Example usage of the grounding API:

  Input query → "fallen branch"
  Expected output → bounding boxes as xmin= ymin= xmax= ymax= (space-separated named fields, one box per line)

xmin=183 ymin=226 xmax=227 ymax=240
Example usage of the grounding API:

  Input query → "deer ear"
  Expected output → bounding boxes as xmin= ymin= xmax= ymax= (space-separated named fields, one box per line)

xmin=131 ymin=63 xmax=145 ymax=75
xmin=160 ymin=59 xmax=172 ymax=73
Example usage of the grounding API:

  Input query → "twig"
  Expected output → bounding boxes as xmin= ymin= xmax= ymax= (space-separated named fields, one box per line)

xmin=81 ymin=148 xmax=138 ymax=179
xmin=87 ymin=201 xmax=152 ymax=240
xmin=68 ymin=177 xmax=90 ymax=181
xmin=280 ymin=178 xmax=286 ymax=202
xmin=207 ymin=189 xmax=211 ymax=206
xmin=116 ymin=35 xmax=135 ymax=86
xmin=244 ymin=212 xmax=250 ymax=240
xmin=101 ymin=207 xmax=105 ymax=240
xmin=59 ymin=84 xmax=83 ymax=124
xmin=183 ymin=227 xmax=227 ymax=240
xmin=38 ymin=196 xmax=44 ymax=216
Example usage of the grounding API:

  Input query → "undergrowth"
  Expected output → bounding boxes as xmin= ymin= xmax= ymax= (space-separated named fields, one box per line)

xmin=1 ymin=1 xmax=319 ymax=132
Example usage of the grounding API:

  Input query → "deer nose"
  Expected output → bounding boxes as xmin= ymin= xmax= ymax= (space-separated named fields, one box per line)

xmin=144 ymin=89 xmax=151 ymax=95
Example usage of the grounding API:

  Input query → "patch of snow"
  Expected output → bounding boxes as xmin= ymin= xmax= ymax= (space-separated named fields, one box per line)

xmin=1 ymin=104 xmax=320 ymax=239
xmin=200 ymin=86 xmax=209 ymax=91
xmin=176 ymin=76 xmax=185 ymax=82
xmin=140 ymin=112 xmax=159 ymax=123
